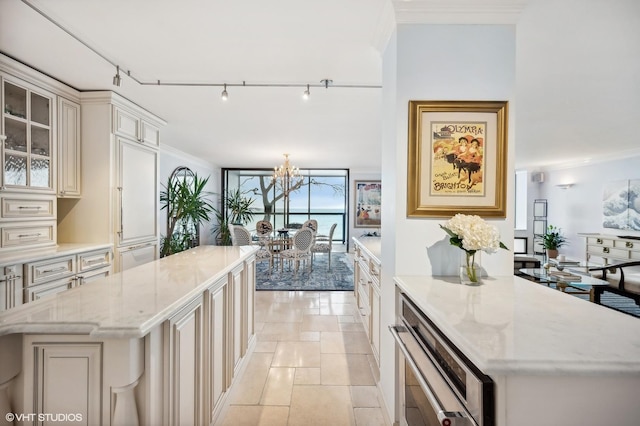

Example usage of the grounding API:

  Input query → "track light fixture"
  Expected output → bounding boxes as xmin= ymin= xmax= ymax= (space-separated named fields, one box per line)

xmin=112 ymin=65 xmax=121 ymax=87
xmin=23 ymin=1 xmax=382 ymax=95
xmin=302 ymin=84 xmax=310 ymax=100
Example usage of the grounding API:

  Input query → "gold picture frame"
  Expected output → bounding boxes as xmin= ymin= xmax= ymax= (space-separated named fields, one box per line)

xmin=407 ymin=100 xmax=508 ymax=218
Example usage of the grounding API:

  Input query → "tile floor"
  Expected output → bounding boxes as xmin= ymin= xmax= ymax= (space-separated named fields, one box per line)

xmin=215 ymin=290 xmax=387 ymax=426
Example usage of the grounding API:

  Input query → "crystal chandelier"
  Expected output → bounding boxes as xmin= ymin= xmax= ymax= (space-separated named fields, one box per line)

xmin=272 ymin=154 xmax=303 ymax=228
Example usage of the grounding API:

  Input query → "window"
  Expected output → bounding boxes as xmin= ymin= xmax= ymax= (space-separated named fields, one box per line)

xmin=222 ymin=168 xmax=348 ymax=243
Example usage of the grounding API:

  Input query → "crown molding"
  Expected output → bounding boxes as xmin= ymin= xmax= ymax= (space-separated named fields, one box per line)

xmin=393 ymin=0 xmax=528 ymax=25
xmin=371 ymin=1 xmax=528 ymax=54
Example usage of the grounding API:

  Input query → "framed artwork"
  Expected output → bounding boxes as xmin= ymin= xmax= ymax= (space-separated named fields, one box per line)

xmin=355 ymin=180 xmax=381 ymax=228
xmin=407 ymin=100 xmax=508 ymax=218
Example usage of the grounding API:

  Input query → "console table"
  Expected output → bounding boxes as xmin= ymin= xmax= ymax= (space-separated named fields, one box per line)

xmin=579 ymin=233 xmax=640 ymax=264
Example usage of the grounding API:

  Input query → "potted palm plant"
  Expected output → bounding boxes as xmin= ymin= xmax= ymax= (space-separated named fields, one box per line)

xmin=212 ymin=188 xmax=256 ymax=245
xmin=542 ymin=225 xmax=567 ymax=259
xmin=160 ymin=173 xmax=215 ymax=257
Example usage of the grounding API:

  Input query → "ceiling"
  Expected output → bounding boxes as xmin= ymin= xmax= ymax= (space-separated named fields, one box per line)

xmin=1 ymin=0 xmax=638 ymax=172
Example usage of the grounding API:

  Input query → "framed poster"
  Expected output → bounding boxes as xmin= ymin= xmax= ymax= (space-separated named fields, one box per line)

xmin=355 ymin=180 xmax=381 ymax=228
xmin=407 ymin=100 xmax=508 ymax=218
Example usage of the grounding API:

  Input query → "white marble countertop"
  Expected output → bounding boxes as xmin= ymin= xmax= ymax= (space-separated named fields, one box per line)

xmin=352 ymin=236 xmax=381 ymax=263
xmin=0 ymin=242 xmax=113 ymax=267
xmin=0 ymin=245 xmax=257 ymax=338
xmin=395 ymin=275 xmax=640 ymax=376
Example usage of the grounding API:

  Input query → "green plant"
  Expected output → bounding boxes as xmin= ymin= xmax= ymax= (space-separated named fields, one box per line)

xmin=160 ymin=173 xmax=215 ymax=257
xmin=212 ymin=188 xmax=255 ymax=245
xmin=542 ymin=225 xmax=567 ymax=250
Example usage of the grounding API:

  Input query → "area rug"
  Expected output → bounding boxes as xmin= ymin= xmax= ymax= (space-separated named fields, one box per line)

xmin=256 ymin=252 xmax=354 ymax=291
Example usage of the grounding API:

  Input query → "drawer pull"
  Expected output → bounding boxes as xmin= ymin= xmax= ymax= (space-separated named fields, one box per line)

xmin=43 ymin=266 xmax=68 ymax=274
xmin=603 ymin=247 xmax=610 ymax=254
xmin=18 ymin=206 xmax=43 ymax=210
xmin=18 ymin=233 xmax=42 ymax=238
xmin=597 ymin=238 xmax=603 ymax=244
xmin=626 ymin=242 xmax=634 ymax=248
xmin=84 ymin=258 xmax=105 ymax=265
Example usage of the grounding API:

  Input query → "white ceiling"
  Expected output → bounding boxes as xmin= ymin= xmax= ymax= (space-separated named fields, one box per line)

xmin=1 ymin=0 xmax=639 ymax=172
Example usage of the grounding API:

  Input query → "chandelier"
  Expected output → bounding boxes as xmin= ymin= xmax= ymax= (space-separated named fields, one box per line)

xmin=272 ymin=154 xmax=303 ymax=228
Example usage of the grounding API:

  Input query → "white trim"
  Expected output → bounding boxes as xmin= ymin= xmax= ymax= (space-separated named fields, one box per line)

xmin=392 ymin=0 xmax=528 ymax=25
xmin=159 ymin=144 xmax=217 ymax=171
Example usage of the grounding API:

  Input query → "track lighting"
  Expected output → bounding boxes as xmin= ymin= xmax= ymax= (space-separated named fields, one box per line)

xmin=112 ymin=65 xmax=121 ymax=87
xmin=302 ymin=84 xmax=310 ymax=100
xmin=221 ymin=84 xmax=228 ymax=101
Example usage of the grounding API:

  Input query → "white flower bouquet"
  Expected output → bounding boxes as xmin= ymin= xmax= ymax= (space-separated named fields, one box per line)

xmin=440 ymin=213 xmax=508 ymax=283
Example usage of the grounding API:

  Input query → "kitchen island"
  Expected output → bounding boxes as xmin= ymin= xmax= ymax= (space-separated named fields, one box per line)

xmin=0 ymin=245 xmax=257 ymax=425
xmin=395 ymin=275 xmax=640 ymax=426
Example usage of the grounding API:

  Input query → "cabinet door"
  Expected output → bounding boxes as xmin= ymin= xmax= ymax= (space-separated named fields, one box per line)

xmin=113 ymin=106 xmax=139 ymax=141
xmin=117 ymin=138 xmax=158 ymax=246
xmin=228 ymin=266 xmax=244 ymax=379
xmin=371 ymin=284 xmax=380 ymax=365
xmin=1 ymin=76 xmax=55 ymax=192
xmin=57 ymin=97 xmax=81 ymax=197
xmin=204 ymin=279 xmax=227 ymax=423
xmin=141 ymin=120 xmax=160 ymax=147
xmin=0 ymin=265 xmax=22 ymax=312
xmin=164 ymin=296 xmax=203 ymax=426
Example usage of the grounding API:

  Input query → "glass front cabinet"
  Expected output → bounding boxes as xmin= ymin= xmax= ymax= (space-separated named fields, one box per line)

xmin=2 ymin=75 xmax=55 ymax=192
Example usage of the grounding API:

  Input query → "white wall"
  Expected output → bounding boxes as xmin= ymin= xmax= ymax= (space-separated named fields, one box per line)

xmin=379 ymin=23 xmax=516 ymax=421
xmin=159 ymin=145 xmax=219 ymax=246
xmin=530 ymin=155 xmax=640 ymax=261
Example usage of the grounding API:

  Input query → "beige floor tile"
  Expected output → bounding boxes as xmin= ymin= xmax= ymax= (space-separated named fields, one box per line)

xmin=288 ymin=385 xmax=354 ymax=426
xmin=321 ymin=331 xmax=372 ymax=354
xmin=301 ymin=314 xmax=341 ymax=332
xmin=298 ymin=331 xmax=321 ymax=341
xmin=350 ymin=386 xmax=381 ymax=408
xmin=254 ymin=341 xmax=278 ymax=352
xmin=217 ymin=405 xmax=289 ymax=426
xmin=354 ymin=407 xmax=386 ymax=426
xmin=294 ymin=368 xmax=321 ymax=385
xmin=321 ymin=353 xmax=375 ymax=386
xmin=260 ymin=367 xmax=295 ymax=406
xmin=272 ymin=341 xmax=321 ymax=367
xmin=339 ymin=321 xmax=365 ymax=332
xmin=228 ymin=353 xmax=273 ymax=404
xmin=338 ymin=315 xmax=356 ymax=323
xmin=319 ymin=303 xmax=356 ymax=315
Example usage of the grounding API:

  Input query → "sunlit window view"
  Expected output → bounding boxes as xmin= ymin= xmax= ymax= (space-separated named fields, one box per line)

xmin=223 ymin=169 xmax=348 ymax=244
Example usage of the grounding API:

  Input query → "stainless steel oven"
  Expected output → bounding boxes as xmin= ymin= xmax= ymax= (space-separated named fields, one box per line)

xmin=390 ymin=293 xmax=494 ymax=426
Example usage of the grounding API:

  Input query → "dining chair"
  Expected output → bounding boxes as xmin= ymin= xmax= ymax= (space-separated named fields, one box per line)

xmin=311 ymin=222 xmax=337 ymax=270
xmin=230 ymin=224 xmax=273 ymax=269
xmin=279 ymin=228 xmax=314 ymax=274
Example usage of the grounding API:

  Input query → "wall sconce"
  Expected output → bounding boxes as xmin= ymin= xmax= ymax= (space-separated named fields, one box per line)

xmin=556 ymin=183 xmax=574 ymax=190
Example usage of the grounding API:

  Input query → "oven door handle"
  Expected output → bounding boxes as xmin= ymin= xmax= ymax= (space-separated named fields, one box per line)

xmin=389 ymin=325 xmax=472 ymax=426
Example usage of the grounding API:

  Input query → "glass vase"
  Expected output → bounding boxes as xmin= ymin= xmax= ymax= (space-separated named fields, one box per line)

xmin=460 ymin=252 xmax=482 ymax=285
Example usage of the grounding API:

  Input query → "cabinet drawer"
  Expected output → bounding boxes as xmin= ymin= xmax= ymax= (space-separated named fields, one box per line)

xmin=1 ymin=195 xmax=55 ymax=220
xmin=1 ymin=222 xmax=55 ymax=249
xmin=614 ymin=239 xmax=638 ymax=250
xmin=24 ymin=277 xmax=74 ymax=302
xmin=587 ymin=237 xmax=614 ymax=247
xmin=590 ymin=246 xmax=630 ymax=260
xmin=78 ymin=248 xmax=111 ymax=273
xmin=27 ymin=255 xmax=75 ymax=286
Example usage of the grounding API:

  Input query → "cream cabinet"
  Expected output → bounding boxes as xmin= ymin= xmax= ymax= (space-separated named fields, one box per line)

xmin=0 ymin=264 xmax=22 ymax=312
xmin=204 ymin=276 xmax=229 ymax=424
xmin=22 ymin=246 xmax=112 ymax=303
xmin=57 ymin=97 xmax=81 ymax=197
xmin=353 ymin=237 xmax=381 ymax=367
xmin=57 ymin=92 xmax=165 ymax=272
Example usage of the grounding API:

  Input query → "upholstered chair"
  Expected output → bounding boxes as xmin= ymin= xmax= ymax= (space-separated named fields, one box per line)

xmin=229 ymin=224 xmax=273 ymax=269
xmin=280 ymin=228 xmax=314 ymax=274
xmin=311 ymin=223 xmax=337 ymax=270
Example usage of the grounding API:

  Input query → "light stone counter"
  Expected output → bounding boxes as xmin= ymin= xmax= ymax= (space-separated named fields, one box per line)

xmin=395 ymin=275 xmax=640 ymax=376
xmin=0 ymin=245 xmax=257 ymax=338
xmin=352 ymin=236 xmax=381 ymax=263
